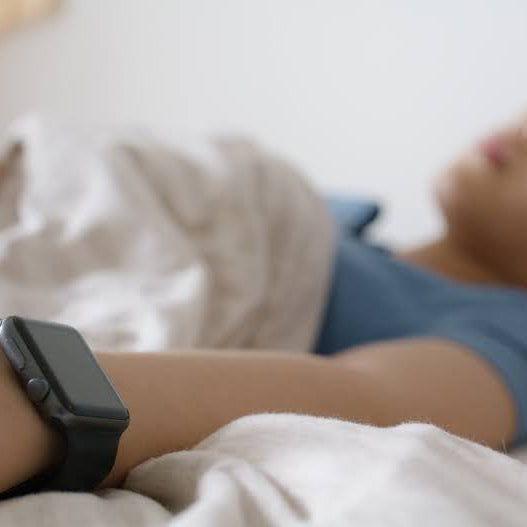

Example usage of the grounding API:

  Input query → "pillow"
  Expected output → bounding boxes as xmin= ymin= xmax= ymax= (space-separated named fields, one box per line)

xmin=324 ymin=196 xmax=381 ymax=237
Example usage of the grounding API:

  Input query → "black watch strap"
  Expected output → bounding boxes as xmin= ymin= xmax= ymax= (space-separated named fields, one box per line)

xmin=0 ymin=424 xmax=122 ymax=499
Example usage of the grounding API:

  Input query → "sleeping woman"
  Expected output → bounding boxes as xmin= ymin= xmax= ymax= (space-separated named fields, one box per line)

xmin=1 ymin=109 xmax=527 ymax=495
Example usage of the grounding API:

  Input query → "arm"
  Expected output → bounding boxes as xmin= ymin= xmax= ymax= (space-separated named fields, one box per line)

xmin=0 ymin=337 xmax=517 ymax=494
xmin=330 ymin=337 xmax=517 ymax=450
xmin=0 ymin=348 xmax=384 ymax=493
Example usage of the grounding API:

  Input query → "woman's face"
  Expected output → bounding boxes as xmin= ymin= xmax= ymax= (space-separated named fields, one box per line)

xmin=436 ymin=111 xmax=527 ymax=265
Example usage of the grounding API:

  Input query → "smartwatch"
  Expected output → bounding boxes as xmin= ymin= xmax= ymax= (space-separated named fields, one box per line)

xmin=0 ymin=316 xmax=129 ymax=498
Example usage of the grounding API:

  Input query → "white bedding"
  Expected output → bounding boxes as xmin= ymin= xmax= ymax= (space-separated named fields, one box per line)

xmin=0 ymin=115 xmax=526 ymax=526
xmin=1 ymin=414 xmax=526 ymax=526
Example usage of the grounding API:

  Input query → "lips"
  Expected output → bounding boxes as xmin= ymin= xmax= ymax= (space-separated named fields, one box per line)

xmin=480 ymin=137 xmax=507 ymax=168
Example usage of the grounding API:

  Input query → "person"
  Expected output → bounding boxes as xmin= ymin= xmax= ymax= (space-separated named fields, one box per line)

xmin=1 ymin=109 xmax=527 ymax=496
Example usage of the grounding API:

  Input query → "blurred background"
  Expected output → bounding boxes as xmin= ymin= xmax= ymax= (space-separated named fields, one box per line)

xmin=1 ymin=0 xmax=527 ymax=247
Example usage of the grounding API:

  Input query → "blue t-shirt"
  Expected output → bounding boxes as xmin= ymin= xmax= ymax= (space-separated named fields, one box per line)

xmin=313 ymin=197 xmax=527 ymax=447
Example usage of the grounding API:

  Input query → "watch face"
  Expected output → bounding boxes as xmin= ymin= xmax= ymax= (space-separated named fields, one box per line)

xmin=12 ymin=317 xmax=128 ymax=421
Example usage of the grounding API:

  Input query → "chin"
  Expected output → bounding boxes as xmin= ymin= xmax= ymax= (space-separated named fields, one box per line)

xmin=434 ymin=164 xmax=477 ymax=236
xmin=451 ymin=146 xmax=501 ymax=183
xmin=434 ymin=167 xmax=459 ymax=214
xmin=436 ymin=150 xmax=494 ymax=207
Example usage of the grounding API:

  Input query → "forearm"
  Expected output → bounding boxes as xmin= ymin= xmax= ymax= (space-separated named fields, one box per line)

xmin=0 ymin=349 xmax=381 ymax=493
xmin=97 ymin=350 xmax=380 ymax=488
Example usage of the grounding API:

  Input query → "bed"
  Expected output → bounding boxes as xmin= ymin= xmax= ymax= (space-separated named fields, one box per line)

xmin=0 ymin=115 xmax=526 ymax=526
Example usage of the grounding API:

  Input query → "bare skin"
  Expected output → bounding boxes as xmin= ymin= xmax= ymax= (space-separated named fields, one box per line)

xmin=399 ymin=109 xmax=527 ymax=291
xmin=1 ymin=110 xmax=527 ymax=494
xmin=0 ymin=342 xmax=516 ymax=493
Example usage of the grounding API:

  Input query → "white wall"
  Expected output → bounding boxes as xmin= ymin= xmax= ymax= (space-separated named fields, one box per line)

xmin=2 ymin=0 xmax=527 ymax=247
xmin=0 ymin=0 xmax=181 ymax=128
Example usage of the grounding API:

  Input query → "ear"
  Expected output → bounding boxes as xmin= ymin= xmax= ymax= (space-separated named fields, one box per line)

xmin=0 ymin=0 xmax=61 ymax=35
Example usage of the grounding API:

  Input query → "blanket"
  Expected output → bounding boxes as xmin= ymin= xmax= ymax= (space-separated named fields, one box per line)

xmin=1 ymin=414 xmax=526 ymax=526
xmin=0 ymin=115 xmax=334 ymax=352
xmin=0 ymin=115 xmax=526 ymax=526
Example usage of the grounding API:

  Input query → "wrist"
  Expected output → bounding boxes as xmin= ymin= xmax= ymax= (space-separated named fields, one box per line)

xmin=0 ymin=352 xmax=62 ymax=493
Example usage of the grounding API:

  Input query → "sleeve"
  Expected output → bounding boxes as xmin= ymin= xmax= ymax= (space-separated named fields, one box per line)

xmin=423 ymin=311 xmax=527 ymax=448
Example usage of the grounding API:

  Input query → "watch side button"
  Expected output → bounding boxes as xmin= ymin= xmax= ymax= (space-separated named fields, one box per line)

xmin=27 ymin=378 xmax=50 ymax=403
